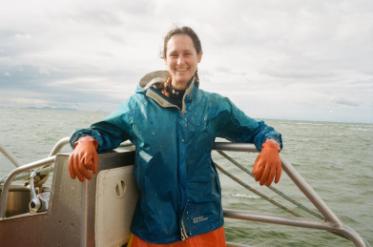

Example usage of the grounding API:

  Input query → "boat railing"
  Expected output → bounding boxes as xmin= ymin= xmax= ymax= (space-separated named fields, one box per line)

xmin=0 ymin=156 xmax=56 ymax=218
xmin=213 ymin=142 xmax=369 ymax=247
xmin=0 ymin=138 xmax=369 ymax=247
xmin=0 ymin=144 xmax=20 ymax=167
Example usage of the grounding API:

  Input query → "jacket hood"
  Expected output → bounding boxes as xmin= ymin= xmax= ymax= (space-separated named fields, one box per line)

xmin=136 ymin=70 xmax=200 ymax=93
xmin=136 ymin=70 xmax=169 ymax=93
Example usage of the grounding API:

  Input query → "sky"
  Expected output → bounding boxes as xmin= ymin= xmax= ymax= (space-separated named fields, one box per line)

xmin=0 ymin=0 xmax=372 ymax=123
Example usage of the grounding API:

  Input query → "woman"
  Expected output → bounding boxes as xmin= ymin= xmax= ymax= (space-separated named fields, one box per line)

xmin=68 ymin=26 xmax=283 ymax=247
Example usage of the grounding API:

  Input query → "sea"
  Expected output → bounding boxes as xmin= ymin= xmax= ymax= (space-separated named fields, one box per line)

xmin=0 ymin=107 xmax=372 ymax=247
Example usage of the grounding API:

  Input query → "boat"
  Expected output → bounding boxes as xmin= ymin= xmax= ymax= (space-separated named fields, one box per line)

xmin=0 ymin=137 xmax=370 ymax=246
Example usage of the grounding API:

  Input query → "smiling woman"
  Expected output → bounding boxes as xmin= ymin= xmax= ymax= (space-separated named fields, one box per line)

xmin=67 ymin=26 xmax=283 ymax=247
xmin=162 ymin=26 xmax=202 ymax=90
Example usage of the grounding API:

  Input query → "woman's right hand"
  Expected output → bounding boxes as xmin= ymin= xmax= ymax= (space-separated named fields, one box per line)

xmin=68 ymin=136 xmax=99 ymax=182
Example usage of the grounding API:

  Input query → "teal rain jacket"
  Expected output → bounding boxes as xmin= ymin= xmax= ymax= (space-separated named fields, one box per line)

xmin=70 ymin=71 xmax=283 ymax=244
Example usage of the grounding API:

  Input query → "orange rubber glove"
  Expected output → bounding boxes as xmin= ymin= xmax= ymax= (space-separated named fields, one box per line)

xmin=252 ymin=139 xmax=282 ymax=186
xmin=68 ymin=136 xmax=99 ymax=182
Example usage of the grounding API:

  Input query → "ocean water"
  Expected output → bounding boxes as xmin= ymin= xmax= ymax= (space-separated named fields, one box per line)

xmin=0 ymin=107 xmax=372 ymax=246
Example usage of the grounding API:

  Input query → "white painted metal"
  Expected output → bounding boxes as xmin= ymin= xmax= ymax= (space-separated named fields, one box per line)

xmin=95 ymin=166 xmax=138 ymax=247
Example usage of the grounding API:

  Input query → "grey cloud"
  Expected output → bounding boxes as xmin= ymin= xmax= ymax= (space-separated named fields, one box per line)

xmin=0 ymin=30 xmax=16 ymax=45
xmin=116 ymin=1 xmax=156 ymax=16
xmin=0 ymin=65 xmax=64 ymax=89
xmin=0 ymin=30 xmax=28 ymax=57
xmin=334 ymin=98 xmax=360 ymax=107
xmin=0 ymin=63 xmax=139 ymax=106
xmin=213 ymin=66 xmax=235 ymax=75
xmin=0 ymin=87 xmax=121 ymax=112
xmin=0 ymin=64 xmax=89 ymax=89
xmin=261 ymin=67 xmax=336 ymax=80
xmin=67 ymin=1 xmax=156 ymax=28
xmin=67 ymin=8 xmax=124 ymax=27
xmin=1 ymin=0 xmax=373 ymax=123
xmin=354 ymin=79 xmax=373 ymax=87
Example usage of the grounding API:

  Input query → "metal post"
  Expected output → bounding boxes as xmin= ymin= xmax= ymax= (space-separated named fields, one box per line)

xmin=0 ymin=145 xmax=20 ymax=167
xmin=213 ymin=142 xmax=368 ymax=247
xmin=281 ymin=158 xmax=343 ymax=227
xmin=49 ymin=136 xmax=70 ymax=156
xmin=216 ymin=150 xmax=323 ymax=219
xmin=224 ymin=209 xmax=367 ymax=247
xmin=214 ymin=161 xmax=300 ymax=216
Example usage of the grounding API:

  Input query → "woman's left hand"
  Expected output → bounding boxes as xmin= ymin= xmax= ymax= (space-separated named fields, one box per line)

xmin=252 ymin=139 xmax=282 ymax=186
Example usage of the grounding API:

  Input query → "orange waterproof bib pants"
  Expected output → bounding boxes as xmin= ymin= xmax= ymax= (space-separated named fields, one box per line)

xmin=127 ymin=227 xmax=226 ymax=247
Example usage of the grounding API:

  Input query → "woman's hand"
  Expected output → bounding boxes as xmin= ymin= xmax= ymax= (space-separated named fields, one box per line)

xmin=68 ymin=136 xmax=99 ymax=182
xmin=252 ymin=139 xmax=282 ymax=186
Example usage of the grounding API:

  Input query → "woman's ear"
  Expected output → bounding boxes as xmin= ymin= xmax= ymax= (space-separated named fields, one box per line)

xmin=197 ymin=52 xmax=203 ymax=63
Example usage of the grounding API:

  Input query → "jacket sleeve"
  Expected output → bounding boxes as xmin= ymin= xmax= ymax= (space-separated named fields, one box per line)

xmin=216 ymin=98 xmax=283 ymax=151
xmin=69 ymin=98 xmax=134 ymax=153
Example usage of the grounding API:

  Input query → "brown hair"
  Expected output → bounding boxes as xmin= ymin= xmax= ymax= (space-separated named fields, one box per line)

xmin=161 ymin=26 xmax=202 ymax=59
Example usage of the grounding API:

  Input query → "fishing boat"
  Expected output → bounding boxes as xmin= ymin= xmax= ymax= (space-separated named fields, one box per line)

xmin=0 ymin=137 xmax=370 ymax=246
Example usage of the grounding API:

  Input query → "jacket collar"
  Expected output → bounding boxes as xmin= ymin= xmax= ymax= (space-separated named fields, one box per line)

xmin=137 ymin=70 xmax=198 ymax=112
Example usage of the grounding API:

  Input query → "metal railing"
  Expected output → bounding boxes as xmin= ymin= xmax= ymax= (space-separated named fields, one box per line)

xmin=0 ymin=156 xmax=56 ymax=218
xmin=0 ymin=138 xmax=70 ymax=218
xmin=213 ymin=142 xmax=368 ymax=247
xmin=0 ymin=145 xmax=20 ymax=167
xmin=0 ymin=139 xmax=369 ymax=247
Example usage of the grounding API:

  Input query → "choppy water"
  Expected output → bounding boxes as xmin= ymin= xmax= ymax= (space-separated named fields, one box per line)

xmin=0 ymin=107 xmax=372 ymax=246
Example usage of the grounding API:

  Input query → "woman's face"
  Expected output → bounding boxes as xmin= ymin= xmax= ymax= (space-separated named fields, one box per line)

xmin=165 ymin=34 xmax=202 ymax=90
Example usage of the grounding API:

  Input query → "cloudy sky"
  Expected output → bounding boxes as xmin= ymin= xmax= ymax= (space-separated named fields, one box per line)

xmin=1 ymin=0 xmax=372 ymax=123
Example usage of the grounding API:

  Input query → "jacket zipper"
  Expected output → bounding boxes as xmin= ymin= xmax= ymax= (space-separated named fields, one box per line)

xmin=180 ymin=219 xmax=188 ymax=240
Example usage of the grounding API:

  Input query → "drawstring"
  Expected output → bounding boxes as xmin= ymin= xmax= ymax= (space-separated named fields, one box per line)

xmin=162 ymin=77 xmax=185 ymax=98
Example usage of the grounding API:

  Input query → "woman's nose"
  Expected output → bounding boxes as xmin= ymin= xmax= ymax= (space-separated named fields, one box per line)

xmin=176 ymin=56 xmax=185 ymax=65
